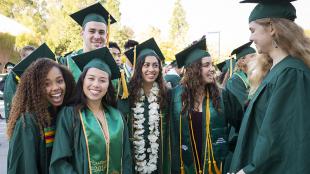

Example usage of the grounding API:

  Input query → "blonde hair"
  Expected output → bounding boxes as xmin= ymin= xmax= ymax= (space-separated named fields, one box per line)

xmin=247 ymin=18 xmax=310 ymax=95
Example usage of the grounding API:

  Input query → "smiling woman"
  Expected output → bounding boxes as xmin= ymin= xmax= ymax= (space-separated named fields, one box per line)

xmin=6 ymin=45 xmax=76 ymax=174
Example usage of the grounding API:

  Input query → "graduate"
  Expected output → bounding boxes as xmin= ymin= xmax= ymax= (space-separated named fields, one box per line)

xmin=230 ymin=0 xmax=310 ymax=173
xmin=119 ymin=38 xmax=171 ymax=174
xmin=222 ymin=41 xmax=256 ymax=131
xmin=170 ymin=36 xmax=229 ymax=174
xmin=6 ymin=44 xmax=75 ymax=174
xmin=221 ymin=42 xmax=256 ymax=171
xmin=164 ymin=60 xmax=182 ymax=88
xmin=58 ymin=2 xmax=117 ymax=81
xmin=50 ymin=47 xmax=132 ymax=174
xmin=123 ymin=39 xmax=139 ymax=78
xmin=3 ymin=47 xmax=35 ymax=120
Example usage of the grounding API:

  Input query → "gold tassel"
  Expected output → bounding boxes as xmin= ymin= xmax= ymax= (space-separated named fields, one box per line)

xmin=107 ymin=14 xmax=111 ymax=48
xmin=208 ymin=160 xmax=213 ymax=174
xmin=213 ymin=161 xmax=221 ymax=174
xmin=131 ymin=45 xmax=137 ymax=77
xmin=120 ymin=69 xmax=129 ymax=99
xmin=15 ymin=75 xmax=20 ymax=83
xmin=229 ymin=57 xmax=233 ymax=78
xmin=180 ymin=165 xmax=185 ymax=174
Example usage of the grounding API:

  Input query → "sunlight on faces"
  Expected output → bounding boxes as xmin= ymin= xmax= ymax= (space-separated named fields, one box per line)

xmin=109 ymin=47 xmax=122 ymax=66
xmin=45 ymin=67 xmax=66 ymax=107
xmin=201 ymin=56 xmax=215 ymax=84
xmin=141 ymin=56 xmax=160 ymax=84
xmin=249 ymin=21 xmax=273 ymax=54
xmin=83 ymin=68 xmax=110 ymax=103
xmin=82 ymin=21 xmax=107 ymax=52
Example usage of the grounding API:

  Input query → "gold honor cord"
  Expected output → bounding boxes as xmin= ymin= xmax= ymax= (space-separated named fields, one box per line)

xmin=179 ymin=92 xmax=221 ymax=174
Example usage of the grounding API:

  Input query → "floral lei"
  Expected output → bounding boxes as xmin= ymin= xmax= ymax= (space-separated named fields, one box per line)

xmin=132 ymin=82 xmax=160 ymax=174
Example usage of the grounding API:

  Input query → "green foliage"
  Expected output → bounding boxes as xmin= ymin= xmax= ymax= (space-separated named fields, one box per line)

xmin=168 ymin=0 xmax=189 ymax=50
xmin=0 ymin=32 xmax=19 ymax=63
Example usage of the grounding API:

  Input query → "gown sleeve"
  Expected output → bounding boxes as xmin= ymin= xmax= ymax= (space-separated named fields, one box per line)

xmin=7 ymin=115 xmax=40 ymax=174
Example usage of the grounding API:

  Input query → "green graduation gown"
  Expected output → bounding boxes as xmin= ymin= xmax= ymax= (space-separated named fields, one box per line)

xmin=7 ymin=113 xmax=56 ymax=174
xmin=49 ymin=106 xmax=132 ymax=174
xmin=230 ymin=56 xmax=310 ymax=174
xmin=164 ymin=74 xmax=181 ymax=88
xmin=117 ymin=96 xmax=171 ymax=174
xmin=222 ymin=71 xmax=250 ymax=172
xmin=57 ymin=49 xmax=83 ymax=82
xmin=3 ymin=72 xmax=18 ymax=119
xmin=170 ymin=86 xmax=229 ymax=174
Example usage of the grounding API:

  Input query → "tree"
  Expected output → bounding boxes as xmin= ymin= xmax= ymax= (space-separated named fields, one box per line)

xmin=0 ymin=33 xmax=19 ymax=70
xmin=168 ymin=0 xmax=189 ymax=50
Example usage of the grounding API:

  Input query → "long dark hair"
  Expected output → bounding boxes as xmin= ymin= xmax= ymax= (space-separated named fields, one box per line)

xmin=71 ymin=67 xmax=116 ymax=114
xmin=7 ymin=58 xmax=76 ymax=138
xmin=181 ymin=60 xmax=221 ymax=114
xmin=128 ymin=55 xmax=168 ymax=110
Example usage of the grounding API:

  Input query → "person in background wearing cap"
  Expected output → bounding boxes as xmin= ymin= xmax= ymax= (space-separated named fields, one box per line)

xmin=221 ymin=42 xmax=256 ymax=172
xmin=230 ymin=0 xmax=310 ymax=173
xmin=123 ymin=39 xmax=139 ymax=78
xmin=119 ymin=38 xmax=171 ymax=174
xmin=58 ymin=2 xmax=117 ymax=82
xmin=6 ymin=45 xmax=75 ymax=174
xmin=20 ymin=45 xmax=36 ymax=60
xmin=50 ymin=47 xmax=132 ymax=174
xmin=3 ymin=46 xmax=36 ymax=120
xmin=109 ymin=41 xmax=130 ymax=99
xmin=164 ymin=60 xmax=182 ymax=88
xmin=170 ymin=36 xmax=229 ymax=174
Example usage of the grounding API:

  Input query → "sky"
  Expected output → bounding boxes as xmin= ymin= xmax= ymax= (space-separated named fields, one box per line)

xmin=120 ymin=0 xmax=310 ymax=57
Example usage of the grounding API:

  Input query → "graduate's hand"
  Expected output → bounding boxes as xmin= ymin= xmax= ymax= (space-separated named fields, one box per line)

xmin=236 ymin=169 xmax=246 ymax=174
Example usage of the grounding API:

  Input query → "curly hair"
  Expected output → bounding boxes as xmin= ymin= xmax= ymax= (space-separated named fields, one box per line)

xmin=7 ymin=58 xmax=76 ymax=138
xmin=128 ymin=55 xmax=168 ymax=111
xmin=71 ymin=67 xmax=117 ymax=114
xmin=181 ymin=60 xmax=221 ymax=114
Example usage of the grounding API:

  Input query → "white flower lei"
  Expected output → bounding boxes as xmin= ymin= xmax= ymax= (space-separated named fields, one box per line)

xmin=132 ymin=82 xmax=160 ymax=174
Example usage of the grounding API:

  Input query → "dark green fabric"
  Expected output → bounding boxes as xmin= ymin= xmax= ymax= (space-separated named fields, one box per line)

xmin=3 ymin=72 xmax=17 ymax=120
xmin=170 ymin=85 xmax=229 ymax=174
xmin=70 ymin=2 xmax=116 ymax=27
xmin=247 ymin=2 xmax=296 ymax=22
xmin=118 ymin=95 xmax=171 ymax=174
xmin=50 ymin=106 xmax=132 ymax=174
xmin=12 ymin=43 xmax=55 ymax=77
xmin=58 ymin=49 xmax=83 ymax=82
xmin=230 ymin=56 xmax=310 ymax=174
xmin=175 ymin=36 xmax=209 ymax=68
xmin=72 ymin=47 xmax=120 ymax=80
xmin=7 ymin=113 xmax=55 ymax=174
xmin=124 ymin=38 xmax=165 ymax=66
xmin=164 ymin=74 xmax=181 ymax=88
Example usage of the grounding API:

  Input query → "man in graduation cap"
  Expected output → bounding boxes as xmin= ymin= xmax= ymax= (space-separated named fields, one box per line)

xmin=123 ymin=39 xmax=139 ymax=78
xmin=221 ymin=41 xmax=256 ymax=172
xmin=58 ymin=2 xmax=117 ymax=82
xmin=230 ymin=0 xmax=310 ymax=174
xmin=3 ymin=44 xmax=54 ymax=120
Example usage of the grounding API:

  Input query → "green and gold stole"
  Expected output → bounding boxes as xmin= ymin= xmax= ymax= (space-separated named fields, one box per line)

xmin=79 ymin=106 xmax=124 ymax=174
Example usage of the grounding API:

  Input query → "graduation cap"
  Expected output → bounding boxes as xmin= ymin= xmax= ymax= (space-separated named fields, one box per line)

xmin=231 ymin=41 xmax=256 ymax=60
xmin=124 ymin=38 xmax=165 ymax=67
xmin=70 ymin=2 xmax=116 ymax=27
xmin=12 ymin=43 xmax=55 ymax=78
xmin=240 ymin=0 xmax=297 ymax=22
xmin=175 ymin=36 xmax=210 ymax=68
xmin=216 ymin=61 xmax=226 ymax=72
xmin=72 ymin=47 xmax=120 ymax=80
xmin=4 ymin=62 xmax=16 ymax=69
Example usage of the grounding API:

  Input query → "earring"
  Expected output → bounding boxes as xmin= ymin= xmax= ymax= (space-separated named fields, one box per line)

xmin=272 ymin=40 xmax=278 ymax=48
